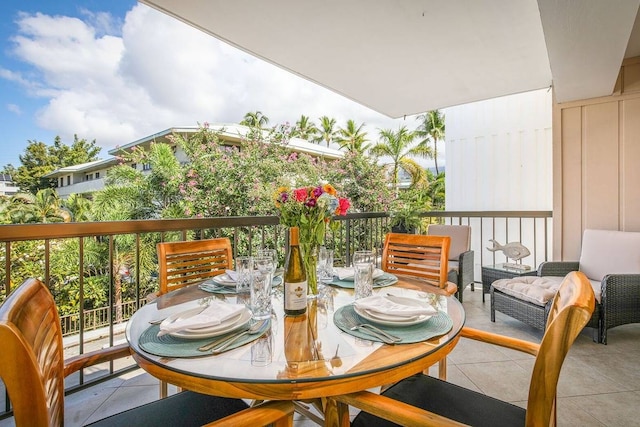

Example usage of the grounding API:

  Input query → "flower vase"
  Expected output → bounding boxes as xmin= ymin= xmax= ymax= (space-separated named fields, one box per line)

xmin=299 ymin=241 xmax=319 ymax=298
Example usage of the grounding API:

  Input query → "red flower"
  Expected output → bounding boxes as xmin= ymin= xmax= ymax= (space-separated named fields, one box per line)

xmin=337 ymin=198 xmax=351 ymax=215
xmin=293 ymin=188 xmax=308 ymax=202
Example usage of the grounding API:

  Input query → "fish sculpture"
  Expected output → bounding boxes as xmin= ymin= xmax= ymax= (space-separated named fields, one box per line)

xmin=486 ymin=240 xmax=531 ymax=262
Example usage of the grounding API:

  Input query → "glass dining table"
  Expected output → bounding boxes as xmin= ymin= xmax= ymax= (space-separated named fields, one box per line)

xmin=126 ymin=276 xmax=465 ymax=426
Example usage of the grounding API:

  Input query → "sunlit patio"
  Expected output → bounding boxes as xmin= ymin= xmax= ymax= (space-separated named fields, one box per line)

xmin=1 ymin=283 xmax=636 ymax=427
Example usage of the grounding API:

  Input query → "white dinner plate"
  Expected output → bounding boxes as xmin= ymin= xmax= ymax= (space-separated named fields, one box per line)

xmin=353 ymin=296 xmax=434 ymax=326
xmin=209 ymin=274 xmax=284 ymax=287
xmin=161 ymin=307 xmax=252 ymax=339
xmin=335 ymin=267 xmax=385 ymax=281
xmin=210 ymin=274 xmax=237 ymax=287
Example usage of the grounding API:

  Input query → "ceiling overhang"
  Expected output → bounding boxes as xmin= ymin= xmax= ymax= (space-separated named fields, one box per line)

xmin=139 ymin=0 xmax=640 ymax=118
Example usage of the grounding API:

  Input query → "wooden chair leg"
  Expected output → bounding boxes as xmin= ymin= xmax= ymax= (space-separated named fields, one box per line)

xmin=438 ymin=357 xmax=447 ymax=380
xmin=159 ymin=380 xmax=168 ymax=398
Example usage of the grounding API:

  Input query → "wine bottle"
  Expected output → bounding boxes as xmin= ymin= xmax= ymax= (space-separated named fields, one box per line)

xmin=284 ymin=227 xmax=307 ymax=315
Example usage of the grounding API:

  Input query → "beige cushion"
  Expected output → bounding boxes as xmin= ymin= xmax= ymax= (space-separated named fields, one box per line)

xmin=579 ymin=229 xmax=640 ymax=282
xmin=428 ymin=225 xmax=471 ymax=260
xmin=492 ymin=276 xmax=563 ymax=306
xmin=494 ymin=275 xmax=603 ymax=305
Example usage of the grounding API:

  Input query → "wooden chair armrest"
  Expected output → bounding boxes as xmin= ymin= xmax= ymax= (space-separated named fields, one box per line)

xmin=335 ymin=391 xmax=467 ymax=427
xmin=461 ymin=327 xmax=539 ymax=356
xmin=63 ymin=343 xmax=132 ymax=377
xmin=204 ymin=400 xmax=294 ymax=427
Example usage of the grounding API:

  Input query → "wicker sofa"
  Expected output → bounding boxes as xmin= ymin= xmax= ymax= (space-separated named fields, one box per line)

xmin=491 ymin=229 xmax=640 ymax=344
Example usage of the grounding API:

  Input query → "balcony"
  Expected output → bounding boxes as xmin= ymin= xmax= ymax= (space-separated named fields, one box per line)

xmin=9 ymin=210 xmax=637 ymax=425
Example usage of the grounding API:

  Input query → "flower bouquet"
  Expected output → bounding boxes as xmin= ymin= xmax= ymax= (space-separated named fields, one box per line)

xmin=275 ymin=184 xmax=350 ymax=295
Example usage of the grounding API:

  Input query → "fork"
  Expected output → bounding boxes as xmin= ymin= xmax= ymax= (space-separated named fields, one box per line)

xmin=342 ymin=310 xmax=401 ymax=344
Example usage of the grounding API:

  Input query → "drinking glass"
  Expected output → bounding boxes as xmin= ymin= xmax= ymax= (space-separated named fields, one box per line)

xmin=251 ymin=330 xmax=273 ymax=366
xmin=257 ymin=248 xmax=278 ymax=284
xmin=235 ymin=256 xmax=253 ymax=293
xmin=317 ymin=247 xmax=334 ymax=284
xmin=251 ymin=256 xmax=275 ymax=320
xmin=353 ymin=250 xmax=374 ymax=300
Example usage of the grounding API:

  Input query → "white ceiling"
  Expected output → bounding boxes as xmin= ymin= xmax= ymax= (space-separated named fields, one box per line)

xmin=140 ymin=0 xmax=640 ymax=118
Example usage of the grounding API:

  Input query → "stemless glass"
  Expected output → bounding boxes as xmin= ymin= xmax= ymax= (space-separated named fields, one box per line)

xmin=235 ymin=256 xmax=253 ymax=293
xmin=317 ymin=247 xmax=334 ymax=284
xmin=353 ymin=250 xmax=374 ymax=300
xmin=251 ymin=256 xmax=275 ymax=320
xmin=258 ymin=249 xmax=278 ymax=283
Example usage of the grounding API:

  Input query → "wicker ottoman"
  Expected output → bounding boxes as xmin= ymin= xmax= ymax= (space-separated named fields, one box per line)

xmin=490 ymin=276 xmax=563 ymax=330
xmin=481 ymin=264 xmax=537 ymax=302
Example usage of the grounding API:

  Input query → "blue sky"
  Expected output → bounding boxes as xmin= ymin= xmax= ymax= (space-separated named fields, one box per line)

xmin=0 ymin=1 xmax=409 ymax=170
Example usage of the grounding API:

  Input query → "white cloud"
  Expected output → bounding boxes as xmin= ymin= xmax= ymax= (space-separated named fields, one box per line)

xmin=7 ymin=103 xmax=22 ymax=115
xmin=6 ymin=4 xmax=412 ymax=155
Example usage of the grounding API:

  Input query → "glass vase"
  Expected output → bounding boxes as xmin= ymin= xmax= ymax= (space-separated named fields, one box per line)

xmin=299 ymin=241 xmax=318 ymax=298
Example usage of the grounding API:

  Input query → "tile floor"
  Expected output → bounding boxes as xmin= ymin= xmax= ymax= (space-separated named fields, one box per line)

xmin=2 ymin=285 xmax=639 ymax=426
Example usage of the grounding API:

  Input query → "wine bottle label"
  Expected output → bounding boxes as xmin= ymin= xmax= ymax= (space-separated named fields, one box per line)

xmin=284 ymin=280 xmax=307 ymax=311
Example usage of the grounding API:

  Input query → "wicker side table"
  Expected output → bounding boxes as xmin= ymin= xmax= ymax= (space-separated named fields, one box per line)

xmin=481 ymin=264 xmax=537 ymax=302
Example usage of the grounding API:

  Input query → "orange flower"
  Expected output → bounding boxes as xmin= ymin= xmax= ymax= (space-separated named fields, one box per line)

xmin=322 ymin=184 xmax=337 ymax=196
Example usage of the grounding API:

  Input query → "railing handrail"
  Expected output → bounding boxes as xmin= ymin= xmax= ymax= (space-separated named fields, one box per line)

xmin=0 ymin=210 xmax=552 ymax=241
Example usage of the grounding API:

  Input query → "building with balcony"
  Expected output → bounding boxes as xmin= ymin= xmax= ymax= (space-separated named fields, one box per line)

xmin=0 ymin=174 xmax=18 ymax=196
xmin=45 ymin=124 xmax=344 ymax=199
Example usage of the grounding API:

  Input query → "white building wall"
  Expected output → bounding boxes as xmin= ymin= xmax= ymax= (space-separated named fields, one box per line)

xmin=443 ymin=88 xmax=553 ymax=273
xmin=445 ymin=88 xmax=552 ymax=210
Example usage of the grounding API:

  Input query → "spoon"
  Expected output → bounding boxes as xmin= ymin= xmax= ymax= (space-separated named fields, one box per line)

xmin=199 ymin=320 xmax=267 ymax=353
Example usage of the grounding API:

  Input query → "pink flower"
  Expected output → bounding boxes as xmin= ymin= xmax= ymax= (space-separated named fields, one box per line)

xmin=293 ymin=188 xmax=308 ymax=202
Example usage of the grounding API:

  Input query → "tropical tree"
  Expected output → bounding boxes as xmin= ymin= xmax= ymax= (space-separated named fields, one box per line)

xmin=291 ymin=115 xmax=319 ymax=141
xmin=6 ymin=189 xmax=71 ymax=223
xmin=316 ymin=116 xmax=338 ymax=146
xmin=369 ymin=126 xmax=432 ymax=194
xmin=63 ymin=194 xmax=93 ymax=222
xmin=11 ymin=136 xmax=100 ymax=193
xmin=336 ymin=119 xmax=368 ymax=153
xmin=240 ymin=111 xmax=270 ymax=128
xmin=415 ymin=110 xmax=445 ymax=174
xmin=95 ymin=143 xmax=184 ymax=220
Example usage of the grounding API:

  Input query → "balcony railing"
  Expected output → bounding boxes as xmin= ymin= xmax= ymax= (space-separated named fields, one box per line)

xmin=0 ymin=210 xmax=551 ymax=416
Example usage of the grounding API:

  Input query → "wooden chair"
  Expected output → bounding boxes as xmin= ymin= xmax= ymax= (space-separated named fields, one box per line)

xmin=337 ymin=271 xmax=596 ymax=427
xmin=382 ymin=233 xmax=456 ymax=295
xmin=427 ymin=224 xmax=474 ymax=302
xmin=0 ymin=278 xmax=294 ymax=427
xmin=156 ymin=238 xmax=234 ymax=397
xmin=157 ymin=238 xmax=233 ymax=295
xmin=381 ymin=233 xmax=455 ymax=379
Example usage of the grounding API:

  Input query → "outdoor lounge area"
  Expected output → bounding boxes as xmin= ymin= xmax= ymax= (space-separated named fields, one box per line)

xmin=0 ymin=280 xmax=636 ymax=427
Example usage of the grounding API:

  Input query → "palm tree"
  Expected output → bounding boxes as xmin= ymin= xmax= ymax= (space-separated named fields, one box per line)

xmin=64 ymin=194 xmax=92 ymax=222
xmin=240 ymin=111 xmax=270 ymax=128
xmin=415 ymin=110 xmax=445 ymax=174
xmin=369 ymin=126 xmax=431 ymax=193
xmin=291 ymin=115 xmax=319 ymax=141
xmin=7 ymin=189 xmax=70 ymax=223
xmin=336 ymin=120 xmax=369 ymax=153
xmin=316 ymin=116 xmax=337 ymax=147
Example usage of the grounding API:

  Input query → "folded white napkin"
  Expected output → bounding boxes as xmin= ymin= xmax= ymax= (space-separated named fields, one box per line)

xmin=354 ymin=295 xmax=437 ymax=318
xmin=335 ymin=267 xmax=385 ymax=280
xmin=225 ymin=270 xmax=238 ymax=281
xmin=158 ymin=302 xmax=245 ymax=336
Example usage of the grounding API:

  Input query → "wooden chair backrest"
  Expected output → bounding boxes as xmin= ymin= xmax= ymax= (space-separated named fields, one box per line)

xmin=382 ymin=233 xmax=451 ymax=288
xmin=157 ymin=238 xmax=233 ymax=295
xmin=526 ymin=271 xmax=595 ymax=426
xmin=0 ymin=278 xmax=65 ymax=426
